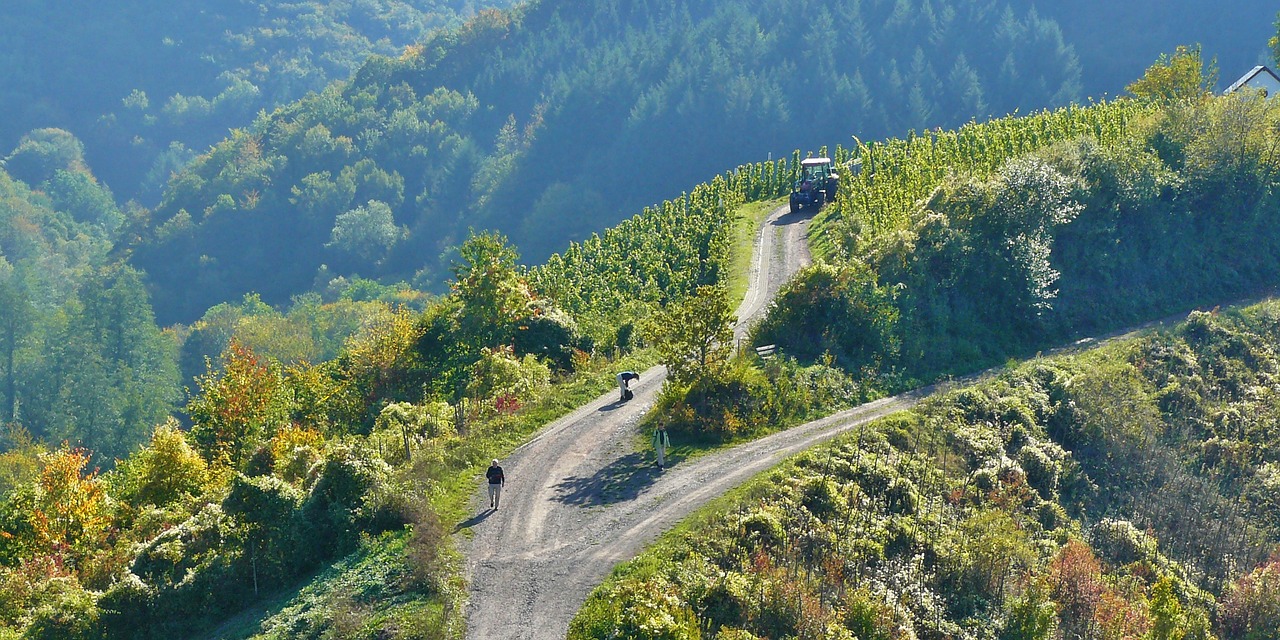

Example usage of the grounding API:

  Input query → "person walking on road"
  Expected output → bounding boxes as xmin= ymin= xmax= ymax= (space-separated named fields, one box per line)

xmin=652 ymin=425 xmax=671 ymax=469
xmin=617 ymin=370 xmax=640 ymax=401
xmin=486 ymin=459 xmax=505 ymax=510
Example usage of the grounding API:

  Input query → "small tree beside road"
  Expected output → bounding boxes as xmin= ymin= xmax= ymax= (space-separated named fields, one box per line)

xmin=644 ymin=285 xmax=736 ymax=386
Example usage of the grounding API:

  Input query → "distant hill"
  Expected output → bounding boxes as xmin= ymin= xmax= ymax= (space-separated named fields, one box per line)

xmin=0 ymin=0 xmax=517 ymax=203
xmin=131 ymin=0 xmax=1089 ymax=324
xmin=3 ymin=1 xmax=1273 ymax=327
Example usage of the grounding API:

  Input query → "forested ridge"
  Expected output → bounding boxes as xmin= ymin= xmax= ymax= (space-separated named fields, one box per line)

xmin=4 ymin=0 xmax=1272 ymax=330
xmin=0 ymin=0 xmax=516 ymax=204
xmin=128 ymin=0 xmax=1092 ymax=324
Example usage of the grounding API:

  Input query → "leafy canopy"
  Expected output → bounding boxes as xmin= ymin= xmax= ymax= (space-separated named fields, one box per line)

xmin=451 ymin=231 xmax=532 ymax=351
xmin=1126 ymin=45 xmax=1217 ymax=103
xmin=644 ymin=284 xmax=736 ymax=385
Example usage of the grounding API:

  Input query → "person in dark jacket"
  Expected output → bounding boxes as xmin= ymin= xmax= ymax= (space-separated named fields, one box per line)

xmin=486 ymin=459 xmax=505 ymax=510
xmin=617 ymin=370 xmax=640 ymax=401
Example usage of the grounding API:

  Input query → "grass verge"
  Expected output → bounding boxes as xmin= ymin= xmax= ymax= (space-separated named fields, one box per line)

xmin=726 ymin=199 xmax=782 ymax=308
xmin=806 ymin=202 xmax=841 ymax=263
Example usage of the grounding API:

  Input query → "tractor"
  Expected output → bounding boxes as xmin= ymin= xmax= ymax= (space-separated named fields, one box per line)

xmin=789 ymin=157 xmax=839 ymax=214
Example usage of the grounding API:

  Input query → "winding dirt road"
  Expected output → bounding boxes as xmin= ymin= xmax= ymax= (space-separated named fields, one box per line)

xmin=460 ymin=204 xmax=899 ymax=640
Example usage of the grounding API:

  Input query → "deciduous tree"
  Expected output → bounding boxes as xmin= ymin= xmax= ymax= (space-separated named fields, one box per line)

xmin=1126 ymin=45 xmax=1217 ymax=103
xmin=451 ymin=231 xmax=531 ymax=351
xmin=644 ymin=284 xmax=736 ymax=385
xmin=32 ymin=446 xmax=109 ymax=565
xmin=188 ymin=339 xmax=292 ymax=468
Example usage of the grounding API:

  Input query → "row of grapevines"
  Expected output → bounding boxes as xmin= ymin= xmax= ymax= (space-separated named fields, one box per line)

xmin=530 ymin=156 xmax=803 ymax=324
xmin=827 ymin=100 xmax=1157 ymax=253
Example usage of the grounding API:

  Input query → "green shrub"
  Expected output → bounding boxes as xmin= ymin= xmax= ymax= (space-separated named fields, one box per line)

xmin=697 ymin=572 xmax=752 ymax=630
xmin=1017 ymin=441 xmax=1065 ymax=499
xmin=751 ymin=261 xmax=899 ymax=371
xmin=569 ymin=577 xmax=701 ymax=640
xmin=883 ymin=477 xmax=919 ymax=515
xmin=224 ymin=474 xmax=303 ymax=527
xmin=279 ymin=444 xmax=323 ymax=485
xmin=999 ymin=585 xmax=1057 ymax=640
xmin=842 ymin=587 xmax=903 ymax=640
xmin=713 ymin=629 xmax=759 ymax=640
xmin=111 ymin=421 xmax=208 ymax=509
xmin=24 ymin=586 xmax=102 ymax=640
xmin=1090 ymin=518 xmax=1158 ymax=566
xmin=512 ymin=305 xmax=588 ymax=372
xmin=131 ymin=504 xmax=234 ymax=590
xmin=97 ymin=573 xmax=156 ymax=637
xmin=303 ymin=446 xmax=391 ymax=554
xmin=800 ymin=478 xmax=844 ymax=519
xmin=659 ymin=362 xmax=772 ymax=441
xmin=466 ymin=347 xmax=551 ymax=412
xmin=754 ymin=581 xmax=805 ymax=639
xmin=1033 ymin=500 xmax=1068 ymax=531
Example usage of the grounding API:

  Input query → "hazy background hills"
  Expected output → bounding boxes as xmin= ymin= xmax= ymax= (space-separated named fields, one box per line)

xmin=0 ymin=0 xmax=518 ymax=205
xmin=1 ymin=0 xmax=1273 ymax=324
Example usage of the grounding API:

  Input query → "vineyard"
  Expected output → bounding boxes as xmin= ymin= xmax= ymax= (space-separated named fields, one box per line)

xmin=757 ymin=91 xmax=1280 ymax=382
xmin=530 ymin=155 xmax=805 ymax=339
xmin=823 ymin=99 xmax=1157 ymax=256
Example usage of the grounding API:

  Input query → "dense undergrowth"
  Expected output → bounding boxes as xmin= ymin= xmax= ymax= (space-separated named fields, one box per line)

xmin=573 ymin=299 xmax=1280 ymax=639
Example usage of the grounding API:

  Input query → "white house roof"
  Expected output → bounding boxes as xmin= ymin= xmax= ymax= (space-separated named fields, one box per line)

xmin=1226 ymin=65 xmax=1280 ymax=94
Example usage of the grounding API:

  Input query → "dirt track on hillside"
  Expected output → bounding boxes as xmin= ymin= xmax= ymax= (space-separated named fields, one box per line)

xmin=459 ymin=204 xmax=863 ymax=640
xmin=456 ymin=195 xmax=1260 ymax=638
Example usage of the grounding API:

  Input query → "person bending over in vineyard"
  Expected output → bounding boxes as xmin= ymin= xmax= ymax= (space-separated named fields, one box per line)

xmin=617 ymin=370 xmax=640 ymax=401
xmin=487 ymin=459 xmax=505 ymax=510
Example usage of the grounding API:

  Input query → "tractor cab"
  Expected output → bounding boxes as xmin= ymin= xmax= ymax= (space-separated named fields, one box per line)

xmin=790 ymin=157 xmax=839 ymax=213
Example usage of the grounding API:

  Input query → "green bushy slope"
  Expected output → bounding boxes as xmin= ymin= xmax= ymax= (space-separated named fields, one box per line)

xmin=575 ymin=300 xmax=1280 ymax=638
xmin=0 ymin=149 xmax=772 ymax=638
xmin=759 ymin=90 xmax=1280 ymax=385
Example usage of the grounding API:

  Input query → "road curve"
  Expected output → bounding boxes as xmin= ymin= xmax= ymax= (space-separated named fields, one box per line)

xmin=461 ymin=204 xmax=832 ymax=640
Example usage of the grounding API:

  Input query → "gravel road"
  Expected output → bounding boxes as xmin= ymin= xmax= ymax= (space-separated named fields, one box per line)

xmin=460 ymin=203 xmax=876 ymax=640
xmin=456 ymin=194 xmax=1252 ymax=639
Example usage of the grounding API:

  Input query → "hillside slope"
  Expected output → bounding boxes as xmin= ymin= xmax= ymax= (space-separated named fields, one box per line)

xmin=463 ymin=200 xmax=811 ymax=639
xmin=573 ymin=298 xmax=1280 ymax=638
xmin=0 ymin=0 xmax=517 ymax=203
xmin=759 ymin=86 xmax=1280 ymax=387
xmin=129 ymin=0 xmax=1088 ymax=324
